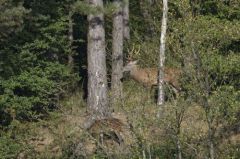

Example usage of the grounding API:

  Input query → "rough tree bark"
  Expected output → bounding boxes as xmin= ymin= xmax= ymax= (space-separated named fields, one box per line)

xmin=111 ymin=0 xmax=123 ymax=105
xmin=123 ymin=0 xmax=130 ymax=40
xmin=157 ymin=0 xmax=168 ymax=108
xmin=87 ymin=0 xmax=110 ymax=119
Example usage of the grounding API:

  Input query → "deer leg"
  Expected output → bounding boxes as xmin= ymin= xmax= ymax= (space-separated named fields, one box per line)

xmin=165 ymin=84 xmax=179 ymax=100
xmin=150 ymin=85 xmax=158 ymax=102
xmin=172 ymin=86 xmax=179 ymax=99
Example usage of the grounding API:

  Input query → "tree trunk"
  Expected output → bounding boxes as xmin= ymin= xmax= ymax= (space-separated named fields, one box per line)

xmin=68 ymin=10 xmax=74 ymax=68
xmin=111 ymin=0 xmax=123 ymax=106
xmin=157 ymin=0 xmax=168 ymax=111
xmin=208 ymin=119 xmax=215 ymax=159
xmin=175 ymin=109 xmax=184 ymax=159
xmin=123 ymin=0 xmax=130 ymax=40
xmin=192 ymin=44 xmax=215 ymax=159
xmin=176 ymin=136 xmax=182 ymax=159
xmin=176 ymin=121 xmax=183 ymax=159
xmin=87 ymin=0 xmax=110 ymax=119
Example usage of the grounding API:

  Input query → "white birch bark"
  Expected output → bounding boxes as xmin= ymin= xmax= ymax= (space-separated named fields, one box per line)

xmin=157 ymin=0 xmax=168 ymax=108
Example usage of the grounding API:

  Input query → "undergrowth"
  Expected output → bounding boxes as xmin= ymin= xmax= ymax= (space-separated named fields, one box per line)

xmin=0 ymin=81 xmax=239 ymax=158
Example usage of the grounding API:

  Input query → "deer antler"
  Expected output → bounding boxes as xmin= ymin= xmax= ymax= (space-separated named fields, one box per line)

xmin=127 ymin=44 xmax=141 ymax=62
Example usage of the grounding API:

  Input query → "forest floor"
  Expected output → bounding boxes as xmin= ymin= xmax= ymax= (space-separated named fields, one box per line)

xmin=11 ymin=80 xmax=240 ymax=158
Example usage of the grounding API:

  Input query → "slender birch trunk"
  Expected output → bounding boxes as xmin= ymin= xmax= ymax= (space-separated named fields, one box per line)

xmin=111 ymin=0 xmax=123 ymax=106
xmin=87 ymin=0 xmax=110 ymax=119
xmin=157 ymin=0 xmax=168 ymax=110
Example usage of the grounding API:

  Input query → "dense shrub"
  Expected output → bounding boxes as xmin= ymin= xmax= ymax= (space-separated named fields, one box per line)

xmin=0 ymin=62 xmax=79 ymax=123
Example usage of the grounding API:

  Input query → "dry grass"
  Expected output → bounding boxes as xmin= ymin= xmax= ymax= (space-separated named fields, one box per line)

xmin=15 ymin=81 xmax=240 ymax=158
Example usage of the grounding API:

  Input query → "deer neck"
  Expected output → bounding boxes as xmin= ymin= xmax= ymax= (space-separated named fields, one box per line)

xmin=129 ymin=65 xmax=139 ymax=75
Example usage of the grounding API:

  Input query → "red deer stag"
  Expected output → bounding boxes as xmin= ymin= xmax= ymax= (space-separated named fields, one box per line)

xmin=123 ymin=60 xmax=182 ymax=97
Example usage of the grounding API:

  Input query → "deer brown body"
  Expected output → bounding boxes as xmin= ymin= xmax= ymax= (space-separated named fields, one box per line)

xmin=123 ymin=61 xmax=181 ymax=92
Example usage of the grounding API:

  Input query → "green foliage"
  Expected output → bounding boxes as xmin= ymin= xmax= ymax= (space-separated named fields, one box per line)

xmin=74 ymin=1 xmax=102 ymax=15
xmin=0 ymin=0 xmax=80 ymax=124
xmin=74 ymin=0 xmax=118 ymax=16
xmin=210 ymin=86 xmax=240 ymax=124
xmin=0 ymin=0 xmax=29 ymax=40
xmin=0 ymin=63 xmax=78 ymax=121
xmin=0 ymin=0 xmax=240 ymax=158
xmin=0 ymin=135 xmax=22 ymax=159
xmin=126 ymin=0 xmax=240 ymax=158
xmin=200 ymin=0 xmax=240 ymax=20
xmin=0 ymin=121 xmax=28 ymax=159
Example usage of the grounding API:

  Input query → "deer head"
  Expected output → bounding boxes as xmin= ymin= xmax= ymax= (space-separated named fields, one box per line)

xmin=123 ymin=60 xmax=138 ymax=72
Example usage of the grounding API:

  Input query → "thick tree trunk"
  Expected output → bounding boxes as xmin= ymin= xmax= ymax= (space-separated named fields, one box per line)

xmin=123 ymin=0 xmax=130 ymax=40
xmin=157 ymin=0 xmax=168 ymax=108
xmin=87 ymin=0 xmax=110 ymax=119
xmin=68 ymin=10 xmax=74 ymax=68
xmin=111 ymin=0 xmax=123 ymax=105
